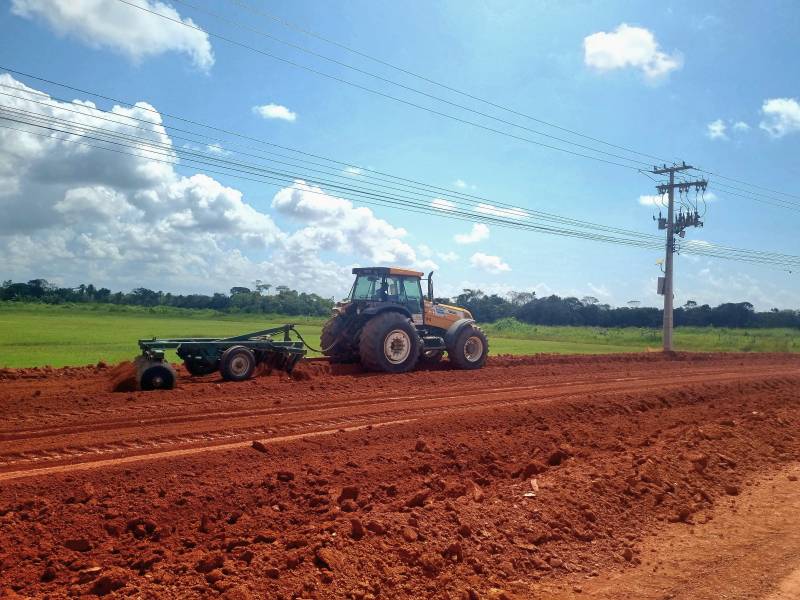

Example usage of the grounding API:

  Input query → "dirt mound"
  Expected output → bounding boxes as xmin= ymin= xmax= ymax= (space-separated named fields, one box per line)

xmin=108 ymin=361 xmax=138 ymax=392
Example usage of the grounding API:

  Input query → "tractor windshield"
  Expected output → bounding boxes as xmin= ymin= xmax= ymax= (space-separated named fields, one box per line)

xmin=350 ymin=274 xmax=423 ymax=312
xmin=351 ymin=275 xmax=381 ymax=301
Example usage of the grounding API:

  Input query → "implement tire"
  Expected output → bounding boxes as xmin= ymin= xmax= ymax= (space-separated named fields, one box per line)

xmin=184 ymin=359 xmax=218 ymax=376
xmin=220 ymin=346 xmax=256 ymax=382
xmin=138 ymin=361 xmax=177 ymax=391
xmin=321 ymin=316 xmax=358 ymax=363
xmin=358 ymin=312 xmax=420 ymax=373
xmin=448 ymin=325 xmax=488 ymax=370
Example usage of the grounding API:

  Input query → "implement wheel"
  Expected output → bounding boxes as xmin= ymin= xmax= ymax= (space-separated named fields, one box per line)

xmin=184 ymin=359 xmax=218 ymax=376
xmin=358 ymin=312 xmax=420 ymax=373
xmin=448 ymin=325 xmax=488 ymax=370
xmin=137 ymin=360 xmax=177 ymax=391
xmin=220 ymin=346 xmax=256 ymax=382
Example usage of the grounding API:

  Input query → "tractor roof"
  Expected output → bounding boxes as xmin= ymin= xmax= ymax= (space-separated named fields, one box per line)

xmin=352 ymin=267 xmax=424 ymax=278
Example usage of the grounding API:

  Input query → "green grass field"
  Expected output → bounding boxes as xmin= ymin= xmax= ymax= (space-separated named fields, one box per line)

xmin=0 ymin=303 xmax=797 ymax=368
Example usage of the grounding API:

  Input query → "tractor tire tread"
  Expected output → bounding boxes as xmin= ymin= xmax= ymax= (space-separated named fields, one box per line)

xmin=358 ymin=311 xmax=421 ymax=373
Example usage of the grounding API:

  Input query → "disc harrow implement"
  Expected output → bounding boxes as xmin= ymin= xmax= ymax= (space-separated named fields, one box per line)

xmin=134 ymin=324 xmax=307 ymax=390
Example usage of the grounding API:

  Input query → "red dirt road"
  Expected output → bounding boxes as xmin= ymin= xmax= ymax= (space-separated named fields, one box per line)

xmin=1 ymin=353 xmax=799 ymax=598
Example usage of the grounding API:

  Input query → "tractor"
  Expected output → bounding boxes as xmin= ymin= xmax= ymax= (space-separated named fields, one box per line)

xmin=320 ymin=267 xmax=488 ymax=373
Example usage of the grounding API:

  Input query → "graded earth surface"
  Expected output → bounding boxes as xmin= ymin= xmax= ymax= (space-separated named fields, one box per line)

xmin=1 ymin=352 xmax=799 ymax=598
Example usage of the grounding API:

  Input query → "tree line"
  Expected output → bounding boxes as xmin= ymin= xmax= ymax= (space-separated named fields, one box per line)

xmin=0 ymin=279 xmax=334 ymax=317
xmin=2 ymin=279 xmax=798 ymax=328
xmin=448 ymin=289 xmax=800 ymax=329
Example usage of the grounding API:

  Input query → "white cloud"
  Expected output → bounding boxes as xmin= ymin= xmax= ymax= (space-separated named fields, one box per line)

xmin=0 ymin=74 xmax=436 ymax=296
xmin=638 ymin=194 xmax=666 ymax=207
xmin=587 ymin=282 xmax=612 ymax=299
xmin=475 ymin=203 xmax=528 ymax=219
xmin=706 ymin=119 xmax=727 ymax=140
xmin=469 ymin=252 xmax=510 ymax=274
xmin=205 ymin=143 xmax=229 ymax=155
xmin=583 ymin=23 xmax=682 ymax=81
xmin=454 ymin=223 xmax=489 ymax=244
xmin=431 ymin=198 xmax=457 ymax=212
xmin=253 ymin=103 xmax=297 ymax=122
xmin=639 ymin=191 xmax=715 ymax=207
xmin=10 ymin=0 xmax=214 ymax=70
xmin=759 ymin=98 xmax=800 ymax=138
xmin=453 ymin=178 xmax=476 ymax=190
xmin=272 ymin=180 xmax=436 ymax=270
xmin=707 ymin=119 xmax=751 ymax=140
xmin=438 ymin=251 xmax=459 ymax=263
xmin=343 ymin=166 xmax=363 ymax=176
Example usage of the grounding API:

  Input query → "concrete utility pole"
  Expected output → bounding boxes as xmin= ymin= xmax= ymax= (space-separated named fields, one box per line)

xmin=652 ymin=163 xmax=707 ymax=352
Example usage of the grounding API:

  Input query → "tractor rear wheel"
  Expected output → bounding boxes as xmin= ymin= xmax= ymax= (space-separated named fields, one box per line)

xmin=448 ymin=325 xmax=488 ymax=370
xmin=321 ymin=315 xmax=358 ymax=363
xmin=220 ymin=346 xmax=256 ymax=381
xmin=358 ymin=312 xmax=421 ymax=373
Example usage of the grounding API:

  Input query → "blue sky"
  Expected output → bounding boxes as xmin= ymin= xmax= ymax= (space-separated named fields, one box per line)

xmin=0 ymin=0 xmax=798 ymax=308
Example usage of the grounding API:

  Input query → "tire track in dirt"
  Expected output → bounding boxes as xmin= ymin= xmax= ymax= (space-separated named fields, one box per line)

xmin=1 ymin=368 xmax=796 ymax=477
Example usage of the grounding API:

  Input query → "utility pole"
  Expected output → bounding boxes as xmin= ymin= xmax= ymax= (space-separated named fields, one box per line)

xmin=652 ymin=163 xmax=707 ymax=352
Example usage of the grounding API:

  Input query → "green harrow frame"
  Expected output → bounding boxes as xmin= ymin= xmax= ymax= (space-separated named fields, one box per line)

xmin=135 ymin=324 xmax=307 ymax=390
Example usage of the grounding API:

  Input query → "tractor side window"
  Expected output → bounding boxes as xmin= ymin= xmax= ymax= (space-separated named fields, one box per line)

xmin=384 ymin=276 xmax=400 ymax=301
xmin=400 ymin=277 xmax=423 ymax=311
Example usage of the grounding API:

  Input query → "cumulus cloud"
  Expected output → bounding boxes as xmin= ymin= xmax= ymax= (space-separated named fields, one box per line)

xmin=759 ymin=98 xmax=800 ymax=138
xmin=638 ymin=191 xmax=715 ymax=207
xmin=343 ymin=166 xmax=363 ymax=176
xmin=431 ymin=198 xmax=457 ymax=212
xmin=583 ymin=23 xmax=682 ymax=81
xmin=638 ymin=194 xmax=666 ymax=207
xmin=707 ymin=118 xmax=751 ymax=140
xmin=253 ymin=103 xmax=297 ymax=122
xmin=454 ymin=223 xmax=489 ymax=244
xmin=474 ymin=203 xmax=528 ymax=219
xmin=706 ymin=119 xmax=727 ymax=140
xmin=272 ymin=180 xmax=433 ymax=268
xmin=11 ymin=0 xmax=214 ymax=70
xmin=438 ymin=251 xmax=459 ymax=263
xmin=0 ymin=74 xmax=434 ymax=295
xmin=470 ymin=252 xmax=510 ymax=274
xmin=453 ymin=178 xmax=476 ymax=190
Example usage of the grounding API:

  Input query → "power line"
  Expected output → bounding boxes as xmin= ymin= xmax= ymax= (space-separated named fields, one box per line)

xmin=168 ymin=0 xmax=659 ymax=168
xmin=0 ymin=81 xmax=662 ymax=240
xmin=217 ymin=0 xmax=800 ymax=209
xmin=218 ymin=0 xmax=675 ymax=166
xmin=109 ymin=0 xmax=650 ymax=171
xmin=0 ymin=107 xmax=664 ymax=246
xmin=5 ymin=66 xmax=798 ymax=220
xmin=3 ymin=111 xmax=798 ymax=270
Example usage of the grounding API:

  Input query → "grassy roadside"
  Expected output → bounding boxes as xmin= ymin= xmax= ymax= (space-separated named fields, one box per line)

xmin=0 ymin=303 xmax=797 ymax=368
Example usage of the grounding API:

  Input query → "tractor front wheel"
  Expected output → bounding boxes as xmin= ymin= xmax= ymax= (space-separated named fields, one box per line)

xmin=358 ymin=312 xmax=421 ymax=373
xmin=220 ymin=346 xmax=256 ymax=381
xmin=448 ymin=325 xmax=488 ymax=370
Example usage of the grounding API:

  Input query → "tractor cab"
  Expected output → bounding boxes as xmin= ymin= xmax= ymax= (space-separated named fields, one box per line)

xmin=348 ymin=267 xmax=426 ymax=324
